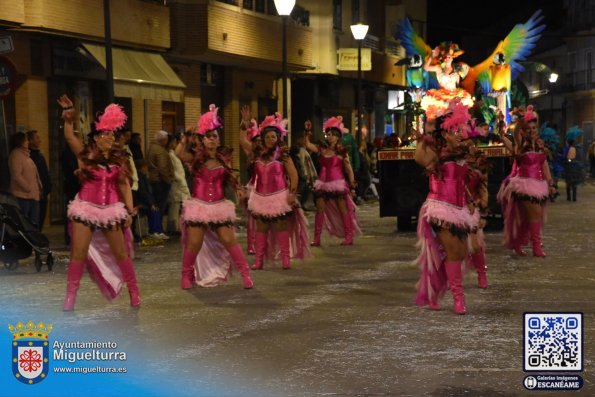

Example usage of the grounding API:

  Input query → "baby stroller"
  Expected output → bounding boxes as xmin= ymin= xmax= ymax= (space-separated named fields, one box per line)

xmin=0 ymin=196 xmax=54 ymax=272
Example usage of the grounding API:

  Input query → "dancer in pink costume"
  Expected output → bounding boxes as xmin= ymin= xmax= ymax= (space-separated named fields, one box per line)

xmin=465 ymin=138 xmax=489 ymax=289
xmin=414 ymin=99 xmax=475 ymax=315
xmin=304 ymin=117 xmax=361 ymax=246
xmin=179 ymin=105 xmax=253 ymax=289
xmin=58 ymin=95 xmax=139 ymax=311
xmin=239 ymin=107 xmax=310 ymax=270
xmin=501 ymin=106 xmax=556 ymax=257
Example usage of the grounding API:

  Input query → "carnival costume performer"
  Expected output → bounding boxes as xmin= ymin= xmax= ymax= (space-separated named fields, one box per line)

xmin=464 ymin=133 xmax=489 ymax=289
xmin=414 ymin=99 xmax=475 ymax=315
xmin=239 ymin=107 xmax=310 ymax=270
xmin=304 ymin=117 xmax=361 ymax=246
xmin=58 ymin=95 xmax=139 ymax=311
xmin=178 ymin=105 xmax=253 ymax=289
xmin=501 ymin=106 xmax=556 ymax=257
xmin=422 ymin=43 xmax=474 ymax=119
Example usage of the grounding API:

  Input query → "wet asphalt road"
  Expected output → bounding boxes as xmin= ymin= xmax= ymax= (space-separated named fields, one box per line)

xmin=1 ymin=182 xmax=594 ymax=397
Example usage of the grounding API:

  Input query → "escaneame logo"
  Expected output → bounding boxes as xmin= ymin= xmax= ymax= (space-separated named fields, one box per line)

xmin=8 ymin=321 xmax=52 ymax=385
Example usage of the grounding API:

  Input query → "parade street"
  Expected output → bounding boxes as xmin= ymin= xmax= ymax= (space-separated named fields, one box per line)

xmin=1 ymin=183 xmax=594 ymax=397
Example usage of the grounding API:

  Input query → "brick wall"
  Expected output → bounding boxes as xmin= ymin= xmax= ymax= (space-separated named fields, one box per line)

xmin=145 ymin=99 xmax=164 ymax=146
xmin=22 ymin=0 xmax=170 ymax=49
xmin=207 ymin=3 xmax=312 ymax=67
xmin=172 ymin=63 xmax=202 ymax=131
xmin=0 ymin=0 xmax=25 ymax=25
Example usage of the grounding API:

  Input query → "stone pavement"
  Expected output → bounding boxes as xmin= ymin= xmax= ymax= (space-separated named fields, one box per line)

xmin=1 ymin=183 xmax=594 ymax=396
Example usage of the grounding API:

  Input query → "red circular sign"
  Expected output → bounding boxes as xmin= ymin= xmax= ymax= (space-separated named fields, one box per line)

xmin=0 ymin=55 xmax=17 ymax=98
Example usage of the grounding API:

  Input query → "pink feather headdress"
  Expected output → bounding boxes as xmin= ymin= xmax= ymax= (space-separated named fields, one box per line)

xmin=258 ymin=112 xmax=288 ymax=138
xmin=441 ymin=98 xmax=471 ymax=136
xmin=523 ymin=105 xmax=538 ymax=122
xmin=197 ymin=104 xmax=223 ymax=135
xmin=323 ymin=116 xmax=349 ymax=134
xmin=95 ymin=104 xmax=127 ymax=132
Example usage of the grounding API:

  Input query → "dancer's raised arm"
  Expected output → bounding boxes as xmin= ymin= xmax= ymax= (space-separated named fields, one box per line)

xmin=57 ymin=95 xmax=83 ymax=156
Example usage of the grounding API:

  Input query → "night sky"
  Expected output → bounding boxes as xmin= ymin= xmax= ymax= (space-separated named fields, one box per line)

xmin=426 ymin=0 xmax=566 ymax=65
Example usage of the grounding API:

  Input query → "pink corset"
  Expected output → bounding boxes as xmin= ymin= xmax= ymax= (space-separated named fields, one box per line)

xmin=193 ymin=166 xmax=226 ymax=202
xmin=78 ymin=165 xmax=121 ymax=206
xmin=467 ymin=169 xmax=483 ymax=200
xmin=318 ymin=155 xmax=344 ymax=182
xmin=517 ymin=152 xmax=546 ymax=180
xmin=427 ymin=162 xmax=468 ymax=207
xmin=254 ymin=160 xmax=287 ymax=194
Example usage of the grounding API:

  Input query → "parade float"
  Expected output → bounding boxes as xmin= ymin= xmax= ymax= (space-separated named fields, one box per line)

xmin=379 ymin=11 xmax=545 ymax=230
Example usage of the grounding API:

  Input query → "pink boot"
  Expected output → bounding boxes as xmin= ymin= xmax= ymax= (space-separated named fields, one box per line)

xmin=181 ymin=249 xmax=198 ymax=289
xmin=247 ymin=218 xmax=256 ymax=255
xmin=530 ymin=222 xmax=546 ymax=257
xmin=63 ymin=259 xmax=85 ymax=311
xmin=311 ymin=213 xmax=323 ymax=246
xmin=470 ymin=248 xmax=488 ymax=289
xmin=445 ymin=261 xmax=466 ymax=315
xmin=513 ymin=246 xmax=527 ymax=256
xmin=118 ymin=257 xmax=141 ymax=307
xmin=278 ymin=230 xmax=291 ymax=269
xmin=226 ymin=244 xmax=254 ymax=289
xmin=251 ymin=232 xmax=267 ymax=270
xmin=340 ymin=213 xmax=353 ymax=245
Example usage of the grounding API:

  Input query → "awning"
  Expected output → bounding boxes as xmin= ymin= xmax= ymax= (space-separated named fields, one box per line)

xmin=81 ymin=43 xmax=186 ymax=102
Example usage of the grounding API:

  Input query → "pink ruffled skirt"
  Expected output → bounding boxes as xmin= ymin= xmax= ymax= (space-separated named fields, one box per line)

xmin=506 ymin=176 xmax=548 ymax=202
xmin=181 ymin=198 xmax=237 ymax=227
xmin=313 ymin=179 xmax=348 ymax=196
xmin=248 ymin=189 xmax=293 ymax=220
xmin=420 ymin=199 xmax=476 ymax=237
xmin=67 ymin=196 xmax=128 ymax=229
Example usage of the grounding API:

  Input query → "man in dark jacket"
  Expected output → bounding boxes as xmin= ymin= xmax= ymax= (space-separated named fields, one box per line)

xmin=27 ymin=130 xmax=52 ymax=231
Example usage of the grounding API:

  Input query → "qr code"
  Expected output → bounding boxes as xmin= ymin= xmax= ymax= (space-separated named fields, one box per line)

xmin=524 ymin=313 xmax=582 ymax=371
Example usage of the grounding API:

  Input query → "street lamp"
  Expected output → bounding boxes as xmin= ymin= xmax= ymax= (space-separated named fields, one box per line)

xmin=274 ymin=0 xmax=296 ymax=122
xmin=350 ymin=22 xmax=369 ymax=144
xmin=521 ymin=61 xmax=559 ymax=122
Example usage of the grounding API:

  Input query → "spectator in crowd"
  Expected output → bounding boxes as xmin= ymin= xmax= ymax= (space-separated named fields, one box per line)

xmin=134 ymin=159 xmax=166 ymax=240
xmin=147 ymin=130 xmax=174 ymax=238
xmin=358 ymin=137 xmax=379 ymax=201
xmin=129 ymin=132 xmax=144 ymax=161
xmin=290 ymin=132 xmax=318 ymax=210
xmin=27 ymin=130 xmax=52 ymax=231
xmin=167 ymin=134 xmax=190 ymax=233
xmin=9 ymin=132 xmax=42 ymax=227
xmin=340 ymin=126 xmax=360 ymax=178
xmin=60 ymin=130 xmax=81 ymax=247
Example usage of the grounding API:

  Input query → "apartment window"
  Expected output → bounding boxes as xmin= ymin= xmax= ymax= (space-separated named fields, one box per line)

xmin=255 ymin=0 xmax=265 ymax=13
xmin=162 ymin=101 xmax=185 ymax=135
xmin=351 ymin=0 xmax=360 ymax=23
xmin=333 ymin=0 xmax=342 ymax=31
xmin=243 ymin=0 xmax=253 ymax=9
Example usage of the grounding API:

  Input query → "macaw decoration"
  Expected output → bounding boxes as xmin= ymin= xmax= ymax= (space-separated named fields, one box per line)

xmin=469 ymin=11 xmax=545 ymax=120
xmin=396 ymin=10 xmax=545 ymax=121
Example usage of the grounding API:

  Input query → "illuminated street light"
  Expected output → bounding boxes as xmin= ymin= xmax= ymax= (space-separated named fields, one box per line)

xmin=549 ymin=72 xmax=559 ymax=83
xmin=350 ymin=23 xmax=369 ymax=144
xmin=274 ymin=0 xmax=296 ymax=125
